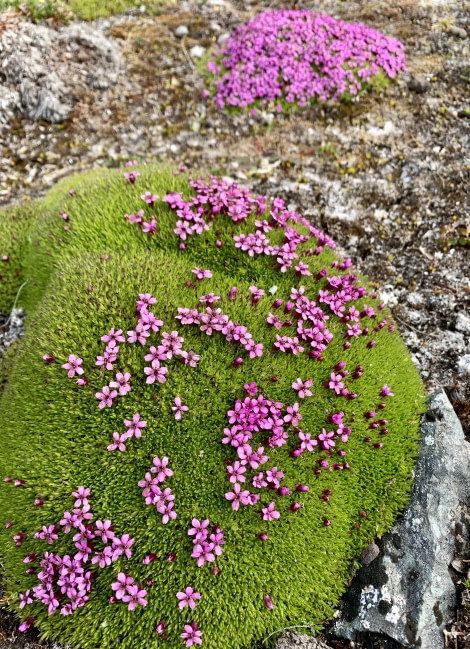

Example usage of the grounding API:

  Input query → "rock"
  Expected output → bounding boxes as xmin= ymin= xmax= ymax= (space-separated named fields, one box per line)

xmin=408 ymin=75 xmax=430 ymax=93
xmin=457 ymin=355 xmax=470 ymax=376
xmin=275 ymin=631 xmax=331 ymax=649
xmin=361 ymin=543 xmax=380 ymax=566
xmin=0 ymin=308 xmax=25 ymax=356
xmin=330 ymin=389 xmax=470 ymax=647
xmin=448 ymin=25 xmax=467 ymax=39
xmin=455 ymin=312 xmax=470 ymax=335
xmin=0 ymin=21 xmax=121 ymax=123
xmin=175 ymin=25 xmax=189 ymax=37
xmin=217 ymin=32 xmax=231 ymax=44
xmin=440 ymin=330 xmax=466 ymax=353
xmin=189 ymin=45 xmax=206 ymax=59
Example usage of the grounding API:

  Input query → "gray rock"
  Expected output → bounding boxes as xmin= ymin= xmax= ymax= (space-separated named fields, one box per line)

xmin=189 ymin=45 xmax=206 ymax=59
xmin=440 ymin=330 xmax=466 ymax=353
xmin=175 ymin=25 xmax=189 ymax=37
xmin=455 ymin=312 xmax=470 ymax=335
xmin=275 ymin=631 xmax=330 ymax=649
xmin=457 ymin=355 xmax=470 ymax=376
xmin=408 ymin=75 xmax=430 ymax=93
xmin=330 ymin=389 xmax=470 ymax=647
xmin=361 ymin=543 xmax=380 ymax=566
xmin=217 ymin=32 xmax=231 ymax=44
xmin=448 ymin=25 xmax=467 ymax=39
xmin=0 ymin=21 xmax=121 ymax=123
xmin=0 ymin=308 xmax=25 ymax=355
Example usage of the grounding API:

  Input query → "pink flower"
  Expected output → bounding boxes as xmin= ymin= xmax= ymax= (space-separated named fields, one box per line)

xmin=284 ymin=403 xmax=302 ymax=426
xmin=227 ymin=461 xmax=246 ymax=483
xmin=292 ymin=377 xmax=313 ymax=398
xmin=144 ymin=361 xmax=168 ymax=384
xmin=380 ymin=384 xmax=394 ymax=397
xmin=180 ymin=350 xmax=201 ymax=367
xmin=124 ymin=413 xmax=147 ymax=438
xmin=101 ymin=328 xmax=125 ymax=343
xmin=122 ymin=585 xmax=147 ymax=610
xmin=261 ymin=502 xmax=280 ymax=521
xmin=112 ymin=534 xmax=134 ymax=560
xmin=264 ymin=594 xmax=274 ymax=610
xmin=95 ymin=386 xmax=118 ymax=409
xmin=191 ymin=542 xmax=215 ymax=567
xmin=107 ymin=432 xmax=127 ymax=452
xmin=151 ymin=456 xmax=173 ymax=482
xmin=177 ymin=586 xmax=201 ymax=610
xmin=172 ymin=397 xmax=189 ymax=420
xmin=181 ymin=623 xmax=203 ymax=647
xmin=188 ymin=518 xmax=210 ymax=543
xmin=111 ymin=572 xmax=134 ymax=599
xmin=18 ymin=617 xmax=35 ymax=633
xmin=62 ymin=354 xmax=84 ymax=378
xmin=109 ymin=372 xmax=131 ymax=396
xmin=141 ymin=191 xmax=159 ymax=207
xmin=225 ymin=483 xmax=251 ymax=511
xmin=192 ymin=267 xmax=212 ymax=280
xmin=95 ymin=519 xmax=114 ymax=542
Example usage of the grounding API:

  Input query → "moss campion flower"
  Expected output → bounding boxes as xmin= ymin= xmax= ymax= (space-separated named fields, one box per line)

xmin=62 ymin=354 xmax=84 ymax=378
xmin=176 ymin=587 xmax=201 ymax=610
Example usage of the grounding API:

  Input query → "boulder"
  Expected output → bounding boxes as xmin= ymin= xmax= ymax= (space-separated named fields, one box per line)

xmin=330 ymin=389 xmax=470 ymax=647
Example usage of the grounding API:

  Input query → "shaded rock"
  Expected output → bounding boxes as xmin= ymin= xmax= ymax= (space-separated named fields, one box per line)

xmin=330 ymin=389 xmax=470 ymax=647
xmin=275 ymin=631 xmax=330 ymax=649
xmin=408 ymin=75 xmax=430 ymax=93
xmin=448 ymin=25 xmax=467 ymax=39
xmin=457 ymin=355 xmax=470 ymax=376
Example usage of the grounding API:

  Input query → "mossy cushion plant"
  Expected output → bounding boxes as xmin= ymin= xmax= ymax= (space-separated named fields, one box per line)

xmin=202 ymin=10 xmax=406 ymax=114
xmin=0 ymin=164 xmax=426 ymax=649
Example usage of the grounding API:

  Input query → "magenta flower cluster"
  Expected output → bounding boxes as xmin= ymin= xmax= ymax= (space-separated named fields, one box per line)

xmin=206 ymin=10 xmax=406 ymax=110
xmin=188 ymin=518 xmax=225 ymax=567
xmin=15 ymin=487 xmax=136 ymax=624
xmin=138 ymin=456 xmax=177 ymax=524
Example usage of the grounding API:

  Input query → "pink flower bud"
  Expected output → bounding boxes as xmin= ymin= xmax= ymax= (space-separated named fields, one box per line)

xmin=143 ymin=554 xmax=156 ymax=565
xmin=323 ymin=518 xmax=331 ymax=526
xmin=229 ymin=287 xmax=237 ymax=301
xmin=216 ymin=240 xmax=222 ymax=248
xmin=258 ymin=532 xmax=268 ymax=541
xmin=233 ymin=357 xmax=243 ymax=368
xmin=284 ymin=301 xmax=294 ymax=313
xmin=264 ymin=595 xmax=274 ymax=610
xmin=5 ymin=521 xmax=13 ymax=528
xmin=278 ymin=486 xmax=290 ymax=496
xmin=360 ymin=511 xmax=367 ymax=518
xmin=179 ymin=243 xmax=186 ymax=250
xmin=347 ymin=393 xmax=357 ymax=400
xmin=167 ymin=553 xmax=176 ymax=562
xmin=290 ymin=502 xmax=301 ymax=512
xmin=334 ymin=361 xmax=346 ymax=370
xmin=33 ymin=499 xmax=44 ymax=506
xmin=295 ymin=485 xmax=309 ymax=492
xmin=76 ymin=378 xmax=88 ymax=386
xmin=156 ymin=621 xmax=166 ymax=634
xmin=364 ymin=411 xmax=376 ymax=419
xmin=374 ymin=442 xmax=384 ymax=449
xmin=343 ymin=342 xmax=351 ymax=350
xmin=212 ymin=567 xmax=219 ymax=576
xmin=290 ymin=448 xmax=303 ymax=458
xmin=43 ymin=354 xmax=55 ymax=363
xmin=272 ymin=299 xmax=283 ymax=309
xmin=367 ymin=339 xmax=377 ymax=348
xmin=315 ymin=268 xmax=327 ymax=280
xmin=3 ymin=476 xmax=12 ymax=483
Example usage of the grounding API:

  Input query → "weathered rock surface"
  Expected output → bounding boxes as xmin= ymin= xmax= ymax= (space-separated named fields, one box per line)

xmin=330 ymin=389 xmax=470 ymax=648
xmin=275 ymin=631 xmax=330 ymax=649
xmin=0 ymin=21 xmax=121 ymax=123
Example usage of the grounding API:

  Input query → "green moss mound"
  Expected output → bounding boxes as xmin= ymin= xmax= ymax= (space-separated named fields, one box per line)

xmin=0 ymin=165 xmax=426 ymax=649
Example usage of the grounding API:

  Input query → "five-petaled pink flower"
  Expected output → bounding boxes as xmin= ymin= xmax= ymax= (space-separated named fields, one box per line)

xmin=107 ymin=432 xmax=127 ymax=452
xmin=192 ymin=267 xmax=212 ymax=281
xmin=380 ymin=384 xmax=394 ymax=397
xmin=62 ymin=354 xmax=84 ymax=378
xmin=172 ymin=397 xmax=189 ymax=420
xmin=225 ymin=483 xmax=251 ymax=511
xmin=96 ymin=386 xmax=118 ymax=409
xmin=181 ymin=622 xmax=203 ymax=647
xmin=124 ymin=413 xmax=147 ymax=438
xmin=177 ymin=586 xmax=201 ymax=610
xmin=262 ymin=502 xmax=280 ymax=521
xmin=292 ymin=378 xmax=313 ymax=399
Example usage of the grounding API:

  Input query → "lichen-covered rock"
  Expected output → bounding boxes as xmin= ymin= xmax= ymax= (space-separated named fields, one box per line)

xmin=0 ymin=22 xmax=121 ymax=122
xmin=331 ymin=389 xmax=470 ymax=648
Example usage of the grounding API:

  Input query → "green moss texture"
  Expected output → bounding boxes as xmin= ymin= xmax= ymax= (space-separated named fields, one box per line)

xmin=0 ymin=165 xmax=426 ymax=649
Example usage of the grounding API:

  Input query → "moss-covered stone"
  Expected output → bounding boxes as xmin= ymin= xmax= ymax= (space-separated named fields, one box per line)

xmin=0 ymin=165 xmax=426 ymax=649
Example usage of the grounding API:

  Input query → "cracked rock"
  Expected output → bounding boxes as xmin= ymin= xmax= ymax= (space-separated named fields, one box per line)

xmin=329 ymin=389 xmax=470 ymax=647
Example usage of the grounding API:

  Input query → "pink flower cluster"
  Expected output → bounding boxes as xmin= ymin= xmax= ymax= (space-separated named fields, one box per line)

xmin=177 ymin=305 xmax=263 ymax=359
xmin=188 ymin=518 xmax=225 ymax=567
xmin=16 ymin=488 xmax=135 ymax=623
xmin=138 ymin=456 xmax=176 ymax=524
xmin=206 ymin=10 xmax=406 ymax=110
